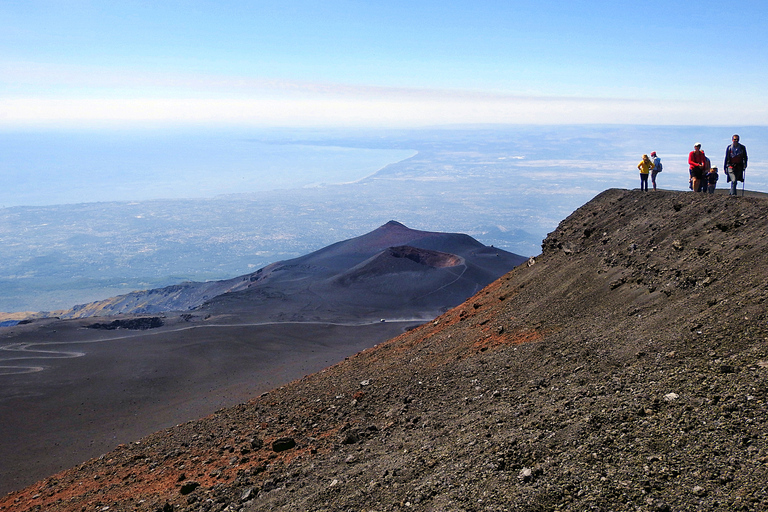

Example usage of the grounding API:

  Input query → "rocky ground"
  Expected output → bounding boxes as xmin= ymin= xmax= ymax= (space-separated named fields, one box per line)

xmin=0 ymin=220 xmax=523 ymax=495
xmin=2 ymin=188 xmax=768 ymax=511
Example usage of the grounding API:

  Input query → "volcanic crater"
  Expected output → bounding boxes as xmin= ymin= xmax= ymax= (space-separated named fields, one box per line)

xmin=3 ymin=189 xmax=768 ymax=511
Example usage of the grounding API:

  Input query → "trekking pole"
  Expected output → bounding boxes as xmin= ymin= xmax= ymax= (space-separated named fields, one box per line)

xmin=742 ymin=169 xmax=746 ymax=196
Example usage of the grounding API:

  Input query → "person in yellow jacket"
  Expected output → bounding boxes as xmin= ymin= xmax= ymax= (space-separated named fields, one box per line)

xmin=637 ymin=154 xmax=655 ymax=191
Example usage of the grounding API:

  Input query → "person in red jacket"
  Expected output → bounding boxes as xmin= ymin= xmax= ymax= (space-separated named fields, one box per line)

xmin=688 ymin=143 xmax=706 ymax=193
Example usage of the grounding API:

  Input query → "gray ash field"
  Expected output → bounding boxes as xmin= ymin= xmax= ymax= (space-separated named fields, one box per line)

xmin=3 ymin=189 xmax=768 ymax=511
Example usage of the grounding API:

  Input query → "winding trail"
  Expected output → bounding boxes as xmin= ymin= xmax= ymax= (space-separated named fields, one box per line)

xmin=0 ymin=318 xmax=425 ymax=376
xmin=410 ymin=261 xmax=469 ymax=302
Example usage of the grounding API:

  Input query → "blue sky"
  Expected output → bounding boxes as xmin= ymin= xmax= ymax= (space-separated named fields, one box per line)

xmin=1 ymin=0 xmax=767 ymax=127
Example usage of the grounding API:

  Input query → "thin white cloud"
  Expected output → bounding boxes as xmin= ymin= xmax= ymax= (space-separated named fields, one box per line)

xmin=1 ymin=61 xmax=649 ymax=102
xmin=1 ymin=63 xmax=766 ymax=127
xmin=0 ymin=96 xmax=650 ymax=126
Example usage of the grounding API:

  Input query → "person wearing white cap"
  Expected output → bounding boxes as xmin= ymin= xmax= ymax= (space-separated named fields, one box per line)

xmin=688 ymin=143 xmax=706 ymax=193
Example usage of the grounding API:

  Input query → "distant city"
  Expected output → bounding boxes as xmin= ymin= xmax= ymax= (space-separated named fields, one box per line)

xmin=1 ymin=125 xmax=765 ymax=313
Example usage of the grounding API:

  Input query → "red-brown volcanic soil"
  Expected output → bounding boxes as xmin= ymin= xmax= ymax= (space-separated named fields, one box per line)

xmin=3 ymin=189 xmax=768 ymax=511
xmin=0 ymin=221 xmax=525 ymax=497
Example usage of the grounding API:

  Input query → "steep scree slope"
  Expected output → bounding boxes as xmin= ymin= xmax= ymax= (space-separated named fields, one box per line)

xmin=3 ymin=189 xmax=768 ymax=511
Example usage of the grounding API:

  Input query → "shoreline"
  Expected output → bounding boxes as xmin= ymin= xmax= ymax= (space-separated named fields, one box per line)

xmin=0 ymin=131 xmax=417 ymax=208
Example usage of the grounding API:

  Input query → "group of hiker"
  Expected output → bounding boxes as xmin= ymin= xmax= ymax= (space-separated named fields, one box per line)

xmin=637 ymin=135 xmax=748 ymax=196
xmin=637 ymin=151 xmax=663 ymax=191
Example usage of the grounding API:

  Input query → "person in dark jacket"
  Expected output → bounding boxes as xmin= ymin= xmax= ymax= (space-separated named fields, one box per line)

xmin=699 ymin=157 xmax=712 ymax=192
xmin=724 ymin=134 xmax=748 ymax=196
xmin=706 ymin=166 xmax=719 ymax=194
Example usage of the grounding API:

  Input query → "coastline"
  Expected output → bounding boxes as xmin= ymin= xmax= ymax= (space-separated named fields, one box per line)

xmin=338 ymin=149 xmax=419 ymax=185
xmin=0 ymin=130 xmax=417 ymax=208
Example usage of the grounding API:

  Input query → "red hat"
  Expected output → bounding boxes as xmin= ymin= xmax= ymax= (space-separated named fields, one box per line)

xmin=651 ymin=151 xmax=657 ymax=157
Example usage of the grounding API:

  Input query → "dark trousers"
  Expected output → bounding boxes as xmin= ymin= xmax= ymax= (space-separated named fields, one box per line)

xmin=640 ymin=173 xmax=649 ymax=191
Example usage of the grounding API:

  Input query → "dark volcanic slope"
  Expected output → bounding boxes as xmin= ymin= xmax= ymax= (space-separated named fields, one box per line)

xmin=200 ymin=221 xmax=527 ymax=321
xmin=0 ymin=222 xmax=524 ymax=496
xmin=4 ymin=189 xmax=768 ymax=511
xmin=58 ymin=221 xmax=526 ymax=321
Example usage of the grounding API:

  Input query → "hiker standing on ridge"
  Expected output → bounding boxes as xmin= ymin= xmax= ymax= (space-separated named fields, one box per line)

xmin=650 ymin=151 xmax=662 ymax=190
xmin=724 ymin=134 xmax=748 ymax=196
xmin=688 ymin=143 xmax=706 ymax=193
xmin=700 ymin=156 xmax=712 ymax=192
xmin=637 ymin=154 xmax=654 ymax=191
xmin=706 ymin=165 xmax=719 ymax=194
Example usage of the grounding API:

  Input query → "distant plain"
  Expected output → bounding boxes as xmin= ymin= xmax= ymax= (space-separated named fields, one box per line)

xmin=1 ymin=125 xmax=766 ymax=313
xmin=0 ymin=215 xmax=523 ymax=494
xmin=1 ymin=125 xmax=766 ymax=496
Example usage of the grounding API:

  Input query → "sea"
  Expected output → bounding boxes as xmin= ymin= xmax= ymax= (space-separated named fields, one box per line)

xmin=1 ymin=125 xmax=766 ymax=314
xmin=0 ymin=127 xmax=416 ymax=207
xmin=3 ymin=125 xmax=766 ymax=208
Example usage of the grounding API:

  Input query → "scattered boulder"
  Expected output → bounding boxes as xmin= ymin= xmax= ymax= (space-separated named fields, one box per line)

xmin=271 ymin=437 xmax=296 ymax=452
xmin=178 ymin=481 xmax=199 ymax=495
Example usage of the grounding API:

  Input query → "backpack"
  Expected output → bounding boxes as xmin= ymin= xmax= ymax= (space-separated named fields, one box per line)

xmin=654 ymin=158 xmax=662 ymax=172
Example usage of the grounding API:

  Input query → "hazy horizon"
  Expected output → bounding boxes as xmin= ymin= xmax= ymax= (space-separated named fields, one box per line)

xmin=0 ymin=127 xmax=416 ymax=208
xmin=2 ymin=124 xmax=766 ymax=314
xmin=3 ymin=123 xmax=765 ymax=208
